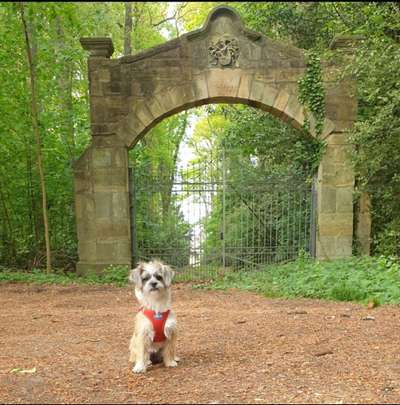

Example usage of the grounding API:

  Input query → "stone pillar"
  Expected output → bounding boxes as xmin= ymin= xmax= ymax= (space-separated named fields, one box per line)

xmin=313 ymin=35 xmax=364 ymax=260
xmin=316 ymin=133 xmax=355 ymax=260
xmin=75 ymin=37 xmax=131 ymax=274
xmin=355 ymin=192 xmax=372 ymax=255
xmin=74 ymin=145 xmax=131 ymax=274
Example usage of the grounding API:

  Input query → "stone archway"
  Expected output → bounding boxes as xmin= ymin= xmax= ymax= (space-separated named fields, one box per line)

xmin=74 ymin=6 xmax=357 ymax=274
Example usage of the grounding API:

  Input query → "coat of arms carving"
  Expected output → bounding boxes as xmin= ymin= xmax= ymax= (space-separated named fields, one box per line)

xmin=208 ymin=36 xmax=240 ymax=68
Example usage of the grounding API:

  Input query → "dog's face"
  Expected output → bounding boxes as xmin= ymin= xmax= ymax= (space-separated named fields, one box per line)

xmin=129 ymin=260 xmax=174 ymax=296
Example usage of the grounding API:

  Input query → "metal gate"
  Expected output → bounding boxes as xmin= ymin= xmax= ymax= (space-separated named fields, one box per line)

xmin=129 ymin=152 xmax=316 ymax=281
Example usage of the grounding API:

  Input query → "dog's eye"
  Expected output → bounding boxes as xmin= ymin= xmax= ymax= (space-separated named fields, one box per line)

xmin=155 ymin=275 xmax=163 ymax=281
xmin=142 ymin=275 xmax=150 ymax=282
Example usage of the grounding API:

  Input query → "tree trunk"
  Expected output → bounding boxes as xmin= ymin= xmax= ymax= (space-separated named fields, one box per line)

xmin=161 ymin=112 xmax=188 ymax=221
xmin=124 ymin=2 xmax=133 ymax=56
xmin=20 ymin=3 xmax=52 ymax=272
xmin=56 ymin=14 xmax=75 ymax=161
xmin=26 ymin=142 xmax=40 ymax=252
xmin=0 ymin=176 xmax=17 ymax=263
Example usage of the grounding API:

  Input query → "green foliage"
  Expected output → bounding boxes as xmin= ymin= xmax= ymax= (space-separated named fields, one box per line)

xmin=0 ymin=264 xmax=129 ymax=287
xmin=298 ymin=51 xmax=326 ymax=136
xmin=129 ymin=112 xmax=192 ymax=267
xmin=204 ymin=255 xmax=400 ymax=306
xmin=0 ymin=2 xmax=175 ymax=269
xmin=184 ymin=105 xmax=322 ymax=269
xmin=3 ymin=256 xmax=400 ymax=307
xmin=347 ymin=33 xmax=400 ymax=255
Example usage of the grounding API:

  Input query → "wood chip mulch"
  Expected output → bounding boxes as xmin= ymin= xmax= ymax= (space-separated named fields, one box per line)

xmin=0 ymin=282 xmax=400 ymax=404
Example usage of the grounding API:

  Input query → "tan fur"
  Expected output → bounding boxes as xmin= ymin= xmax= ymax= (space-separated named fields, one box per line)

xmin=128 ymin=260 xmax=178 ymax=373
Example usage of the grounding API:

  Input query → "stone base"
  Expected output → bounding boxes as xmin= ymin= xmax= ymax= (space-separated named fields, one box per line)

xmin=76 ymin=261 xmax=132 ymax=276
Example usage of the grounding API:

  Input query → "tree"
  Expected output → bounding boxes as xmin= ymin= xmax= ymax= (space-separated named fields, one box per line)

xmin=124 ymin=2 xmax=133 ymax=56
xmin=19 ymin=2 xmax=52 ymax=272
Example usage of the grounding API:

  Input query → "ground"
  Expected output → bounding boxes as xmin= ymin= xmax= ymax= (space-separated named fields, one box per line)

xmin=0 ymin=283 xmax=399 ymax=404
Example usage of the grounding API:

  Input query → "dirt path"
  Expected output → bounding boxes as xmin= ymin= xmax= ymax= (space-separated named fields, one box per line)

xmin=0 ymin=283 xmax=399 ymax=404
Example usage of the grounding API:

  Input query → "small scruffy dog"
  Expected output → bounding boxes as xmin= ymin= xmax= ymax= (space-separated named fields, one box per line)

xmin=128 ymin=260 xmax=178 ymax=373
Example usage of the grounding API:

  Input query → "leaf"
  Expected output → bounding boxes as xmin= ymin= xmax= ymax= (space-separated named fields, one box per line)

xmin=10 ymin=366 xmax=37 ymax=374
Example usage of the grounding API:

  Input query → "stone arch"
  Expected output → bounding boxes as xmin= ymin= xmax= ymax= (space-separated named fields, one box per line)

xmin=75 ymin=6 xmax=357 ymax=273
xmin=118 ymin=83 xmax=335 ymax=149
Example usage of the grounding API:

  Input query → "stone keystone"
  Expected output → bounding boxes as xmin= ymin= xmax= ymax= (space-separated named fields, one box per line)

xmin=80 ymin=37 xmax=114 ymax=58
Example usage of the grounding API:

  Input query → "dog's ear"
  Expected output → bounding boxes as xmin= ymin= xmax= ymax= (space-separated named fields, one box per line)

xmin=161 ymin=264 xmax=175 ymax=287
xmin=129 ymin=262 xmax=145 ymax=287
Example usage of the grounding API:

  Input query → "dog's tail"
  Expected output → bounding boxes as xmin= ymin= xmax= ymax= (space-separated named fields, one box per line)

xmin=150 ymin=350 xmax=163 ymax=365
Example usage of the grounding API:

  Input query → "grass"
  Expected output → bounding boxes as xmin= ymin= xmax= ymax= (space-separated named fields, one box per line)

xmin=1 ymin=255 xmax=400 ymax=306
xmin=0 ymin=264 xmax=221 ymax=286
xmin=174 ymin=265 xmax=224 ymax=283
xmin=201 ymin=255 xmax=400 ymax=306
xmin=0 ymin=265 xmax=129 ymax=287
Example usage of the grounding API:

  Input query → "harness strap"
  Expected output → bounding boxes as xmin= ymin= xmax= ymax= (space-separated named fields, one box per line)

xmin=141 ymin=308 xmax=170 ymax=342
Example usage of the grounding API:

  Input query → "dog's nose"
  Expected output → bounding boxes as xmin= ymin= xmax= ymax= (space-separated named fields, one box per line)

xmin=150 ymin=282 xmax=158 ymax=288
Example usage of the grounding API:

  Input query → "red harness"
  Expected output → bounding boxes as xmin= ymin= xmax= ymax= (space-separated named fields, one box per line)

xmin=141 ymin=308 xmax=170 ymax=343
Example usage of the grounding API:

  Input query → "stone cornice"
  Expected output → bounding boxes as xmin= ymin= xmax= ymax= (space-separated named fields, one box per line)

xmin=80 ymin=37 xmax=114 ymax=58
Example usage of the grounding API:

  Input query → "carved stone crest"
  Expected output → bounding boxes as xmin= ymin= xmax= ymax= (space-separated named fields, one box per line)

xmin=208 ymin=36 xmax=240 ymax=67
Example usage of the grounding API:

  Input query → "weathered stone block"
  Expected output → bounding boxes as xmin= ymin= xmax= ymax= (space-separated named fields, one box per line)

xmin=335 ymin=235 xmax=353 ymax=257
xmin=336 ymin=187 xmax=354 ymax=213
xmin=77 ymin=217 xmax=96 ymax=240
xmin=146 ymin=95 xmax=166 ymax=120
xmin=92 ymin=134 xmax=124 ymax=148
xmin=96 ymin=241 xmax=117 ymax=262
xmin=319 ymin=187 xmax=336 ymax=214
xmin=316 ymin=235 xmax=336 ymax=259
xmin=74 ymin=174 xmax=91 ymax=195
xmin=237 ymin=74 xmax=253 ymax=100
xmin=326 ymin=98 xmax=357 ymax=121
xmin=284 ymin=95 xmax=303 ymax=126
xmin=96 ymin=220 xmax=130 ymax=239
xmin=92 ymin=148 xmax=112 ymax=168
xmin=132 ymin=103 xmax=154 ymax=128
xmin=76 ymin=261 xmax=131 ymax=275
xmin=331 ymin=120 xmax=354 ymax=132
xmin=261 ymin=86 xmax=279 ymax=110
xmin=78 ymin=241 xmax=97 ymax=262
xmin=334 ymin=146 xmax=352 ymax=164
xmin=321 ymin=171 xmax=354 ymax=188
xmin=75 ymin=194 xmax=95 ymax=220
xmin=91 ymin=122 xmax=117 ymax=136
xmin=168 ymin=84 xmax=196 ymax=108
xmin=153 ymin=88 xmax=174 ymax=116
xmin=273 ymin=90 xmax=290 ymax=115
xmin=112 ymin=148 xmax=128 ymax=168
xmin=94 ymin=192 xmax=113 ymax=218
xmin=112 ymin=192 xmax=130 ymax=218
xmin=93 ymin=168 xmax=127 ymax=192
xmin=90 ymin=73 xmax=103 ymax=97
xmin=90 ymin=98 xmax=108 ymax=123
xmin=249 ymin=80 xmax=265 ymax=102
xmin=119 ymin=114 xmax=145 ymax=147
xmin=325 ymin=133 xmax=349 ymax=145
xmin=98 ymin=69 xmax=111 ymax=82
xmin=116 ymin=241 xmax=132 ymax=261
xmin=318 ymin=213 xmax=353 ymax=236
xmin=206 ymin=69 xmax=241 ymax=99
xmin=321 ymin=118 xmax=335 ymax=138
xmin=192 ymin=73 xmax=209 ymax=100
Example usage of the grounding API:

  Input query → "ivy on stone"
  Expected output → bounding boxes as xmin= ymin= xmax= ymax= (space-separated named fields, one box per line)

xmin=298 ymin=50 xmax=326 ymax=136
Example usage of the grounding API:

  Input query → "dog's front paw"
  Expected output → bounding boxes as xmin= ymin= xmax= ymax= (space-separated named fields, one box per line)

xmin=132 ymin=363 xmax=147 ymax=373
xmin=165 ymin=360 xmax=178 ymax=368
